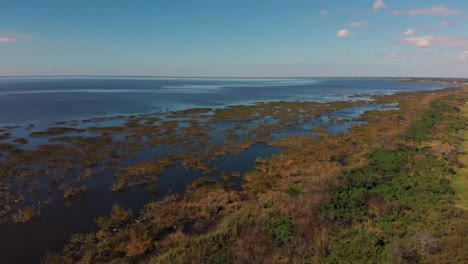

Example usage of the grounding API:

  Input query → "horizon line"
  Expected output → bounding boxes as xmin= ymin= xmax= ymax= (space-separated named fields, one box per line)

xmin=0 ymin=75 xmax=467 ymax=79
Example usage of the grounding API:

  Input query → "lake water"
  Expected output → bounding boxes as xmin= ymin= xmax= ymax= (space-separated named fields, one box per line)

xmin=0 ymin=77 xmax=448 ymax=263
xmin=0 ymin=77 xmax=446 ymax=126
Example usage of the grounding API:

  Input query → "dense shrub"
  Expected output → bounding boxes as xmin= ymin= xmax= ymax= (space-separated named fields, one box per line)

xmin=267 ymin=215 xmax=294 ymax=245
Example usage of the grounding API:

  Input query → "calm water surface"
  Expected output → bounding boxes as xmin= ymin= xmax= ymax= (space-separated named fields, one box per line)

xmin=0 ymin=77 xmax=446 ymax=125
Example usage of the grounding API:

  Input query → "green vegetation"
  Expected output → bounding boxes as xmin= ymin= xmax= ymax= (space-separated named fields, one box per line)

xmin=267 ymin=215 xmax=294 ymax=245
xmin=320 ymin=92 xmax=468 ymax=263
xmin=407 ymin=101 xmax=443 ymax=141
xmin=322 ymin=147 xmax=456 ymax=262
xmin=452 ymin=104 xmax=468 ymax=210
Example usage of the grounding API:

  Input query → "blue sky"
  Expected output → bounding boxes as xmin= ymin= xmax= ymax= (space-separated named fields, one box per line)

xmin=1 ymin=0 xmax=468 ymax=77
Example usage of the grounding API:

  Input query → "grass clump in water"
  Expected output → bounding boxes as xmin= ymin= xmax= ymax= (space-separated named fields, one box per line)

xmin=30 ymin=127 xmax=85 ymax=137
xmin=95 ymin=204 xmax=133 ymax=231
xmin=11 ymin=206 xmax=41 ymax=223
xmin=59 ymin=184 xmax=88 ymax=199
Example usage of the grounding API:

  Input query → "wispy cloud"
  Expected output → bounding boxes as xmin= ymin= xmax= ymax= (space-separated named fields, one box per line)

xmin=401 ymin=36 xmax=433 ymax=47
xmin=401 ymin=35 xmax=468 ymax=49
xmin=459 ymin=50 xmax=468 ymax=61
xmin=373 ymin=0 xmax=386 ymax=11
xmin=0 ymin=33 xmax=27 ymax=43
xmin=346 ymin=21 xmax=367 ymax=27
xmin=391 ymin=6 xmax=461 ymax=16
xmin=403 ymin=29 xmax=416 ymax=36
xmin=0 ymin=37 xmax=18 ymax=43
xmin=336 ymin=29 xmax=354 ymax=38
xmin=384 ymin=53 xmax=407 ymax=60
xmin=320 ymin=10 xmax=329 ymax=16
xmin=339 ymin=50 xmax=350 ymax=56
xmin=440 ymin=21 xmax=453 ymax=27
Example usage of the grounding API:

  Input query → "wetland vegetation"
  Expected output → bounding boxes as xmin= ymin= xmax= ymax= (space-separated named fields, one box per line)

xmin=0 ymin=85 xmax=467 ymax=263
xmin=0 ymin=96 xmax=377 ymax=224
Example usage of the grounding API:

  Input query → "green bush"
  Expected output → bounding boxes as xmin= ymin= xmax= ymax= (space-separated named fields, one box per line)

xmin=326 ymin=230 xmax=385 ymax=263
xmin=267 ymin=215 xmax=294 ymax=245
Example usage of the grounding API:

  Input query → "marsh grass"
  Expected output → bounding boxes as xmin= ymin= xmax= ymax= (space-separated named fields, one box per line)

xmin=11 ymin=205 xmax=41 ymax=223
xmin=5 ymin=86 xmax=468 ymax=262
xmin=59 ymin=183 xmax=88 ymax=199
xmin=44 ymin=86 xmax=467 ymax=263
xmin=95 ymin=204 xmax=133 ymax=231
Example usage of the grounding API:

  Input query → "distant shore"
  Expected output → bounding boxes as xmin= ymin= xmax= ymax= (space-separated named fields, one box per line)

xmin=395 ymin=77 xmax=468 ymax=85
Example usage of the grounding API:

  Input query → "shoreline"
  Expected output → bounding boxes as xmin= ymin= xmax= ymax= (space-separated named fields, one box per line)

xmin=394 ymin=77 xmax=468 ymax=85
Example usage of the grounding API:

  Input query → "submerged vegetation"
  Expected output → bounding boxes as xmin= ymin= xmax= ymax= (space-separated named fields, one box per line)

xmin=40 ymin=86 xmax=468 ymax=263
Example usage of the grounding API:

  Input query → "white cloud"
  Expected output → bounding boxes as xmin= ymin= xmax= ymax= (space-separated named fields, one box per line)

xmin=401 ymin=36 xmax=436 ymax=47
xmin=401 ymin=35 xmax=468 ymax=49
xmin=320 ymin=10 xmax=329 ymax=16
xmin=337 ymin=29 xmax=354 ymax=38
xmin=403 ymin=29 xmax=416 ymax=36
xmin=459 ymin=50 xmax=468 ymax=61
xmin=391 ymin=6 xmax=461 ymax=16
xmin=384 ymin=53 xmax=407 ymax=60
xmin=346 ymin=21 xmax=368 ymax=27
xmin=373 ymin=0 xmax=386 ymax=11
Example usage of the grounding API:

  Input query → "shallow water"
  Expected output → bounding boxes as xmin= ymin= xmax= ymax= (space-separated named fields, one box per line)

xmin=0 ymin=142 xmax=281 ymax=264
xmin=0 ymin=78 xmax=449 ymax=263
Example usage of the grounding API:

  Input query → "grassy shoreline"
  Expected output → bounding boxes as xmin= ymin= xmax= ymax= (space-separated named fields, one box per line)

xmin=452 ymin=103 xmax=468 ymax=210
